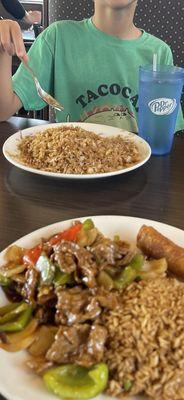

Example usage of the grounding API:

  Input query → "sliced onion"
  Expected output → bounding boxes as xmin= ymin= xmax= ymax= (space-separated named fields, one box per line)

xmin=5 ymin=245 xmax=24 ymax=263
xmin=0 ymin=264 xmax=27 ymax=278
xmin=77 ymin=228 xmax=98 ymax=247
xmin=0 ymin=334 xmax=36 ymax=352
xmin=0 ymin=319 xmax=38 ymax=352
xmin=141 ymin=258 xmax=168 ymax=279
xmin=28 ymin=325 xmax=57 ymax=357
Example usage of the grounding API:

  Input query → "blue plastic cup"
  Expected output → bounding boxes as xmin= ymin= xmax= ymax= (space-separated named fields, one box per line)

xmin=138 ymin=65 xmax=184 ymax=155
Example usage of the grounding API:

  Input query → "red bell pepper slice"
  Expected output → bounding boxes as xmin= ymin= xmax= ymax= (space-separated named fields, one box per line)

xmin=23 ymin=244 xmax=42 ymax=266
xmin=48 ymin=223 xmax=82 ymax=246
xmin=23 ymin=223 xmax=82 ymax=266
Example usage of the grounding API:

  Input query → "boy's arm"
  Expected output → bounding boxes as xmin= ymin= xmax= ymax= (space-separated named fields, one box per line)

xmin=0 ymin=20 xmax=27 ymax=121
xmin=0 ymin=52 xmax=22 ymax=121
xmin=12 ymin=25 xmax=55 ymax=113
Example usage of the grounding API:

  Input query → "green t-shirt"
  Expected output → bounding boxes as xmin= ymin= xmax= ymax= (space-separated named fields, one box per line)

xmin=13 ymin=18 xmax=184 ymax=132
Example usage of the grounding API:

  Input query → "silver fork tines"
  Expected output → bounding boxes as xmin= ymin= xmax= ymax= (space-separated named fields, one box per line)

xmin=23 ymin=61 xmax=64 ymax=111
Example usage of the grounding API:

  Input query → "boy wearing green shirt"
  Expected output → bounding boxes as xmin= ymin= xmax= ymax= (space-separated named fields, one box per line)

xmin=0 ymin=0 xmax=183 ymax=132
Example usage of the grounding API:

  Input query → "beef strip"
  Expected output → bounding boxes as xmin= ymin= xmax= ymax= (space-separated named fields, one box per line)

xmin=56 ymin=286 xmax=101 ymax=325
xmin=2 ymin=285 xmax=23 ymax=302
xmin=22 ymin=267 xmax=39 ymax=305
xmin=77 ymin=324 xmax=108 ymax=367
xmin=53 ymin=241 xmax=98 ymax=288
xmin=74 ymin=247 xmax=98 ymax=288
xmin=91 ymin=238 xmax=130 ymax=268
xmin=35 ymin=306 xmax=56 ymax=325
xmin=37 ymin=284 xmax=56 ymax=306
xmin=95 ymin=287 xmax=120 ymax=310
xmin=54 ymin=241 xmax=78 ymax=274
xmin=46 ymin=324 xmax=90 ymax=363
xmin=46 ymin=323 xmax=107 ymax=367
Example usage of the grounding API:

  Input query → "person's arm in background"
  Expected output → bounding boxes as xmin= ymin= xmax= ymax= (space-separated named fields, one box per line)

xmin=0 ymin=20 xmax=27 ymax=121
xmin=1 ymin=0 xmax=41 ymax=25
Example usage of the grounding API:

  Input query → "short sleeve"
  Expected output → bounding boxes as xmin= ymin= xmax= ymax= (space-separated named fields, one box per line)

xmin=12 ymin=26 xmax=55 ymax=111
xmin=175 ymin=108 xmax=184 ymax=132
xmin=163 ymin=45 xmax=173 ymax=65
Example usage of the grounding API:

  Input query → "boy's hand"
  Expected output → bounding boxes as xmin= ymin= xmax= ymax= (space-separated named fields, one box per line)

xmin=0 ymin=20 xmax=28 ymax=62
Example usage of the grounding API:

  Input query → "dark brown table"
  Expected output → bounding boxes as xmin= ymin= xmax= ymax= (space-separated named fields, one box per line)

xmin=0 ymin=117 xmax=184 ymax=254
xmin=0 ymin=116 xmax=184 ymax=400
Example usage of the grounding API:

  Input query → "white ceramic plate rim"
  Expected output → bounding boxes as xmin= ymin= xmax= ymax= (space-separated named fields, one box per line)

xmin=0 ymin=215 xmax=183 ymax=400
xmin=2 ymin=122 xmax=151 ymax=179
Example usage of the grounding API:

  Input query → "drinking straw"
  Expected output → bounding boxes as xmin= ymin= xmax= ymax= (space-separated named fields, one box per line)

xmin=153 ymin=53 xmax=157 ymax=72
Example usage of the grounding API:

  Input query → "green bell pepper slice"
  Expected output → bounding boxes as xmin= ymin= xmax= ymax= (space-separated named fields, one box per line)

xmin=36 ymin=252 xmax=55 ymax=285
xmin=0 ymin=274 xmax=11 ymax=287
xmin=114 ymin=234 xmax=120 ymax=241
xmin=54 ymin=268 xmax=71 ymax=287
xmin=0 ymin=305 xmax=32 ymax=332
xmin=0 ymin=302 xmax=20 ymax=316
xmin=97 ymin=270 xmax=114 ymax=290
xmin=113 ymin=266 xmax=138 ymax=290
xmin=124 ymin=380 xmax=133 ymax=392
xmin=43 ymin=363 xmax=108 ymax=399
xmin=113 ymin=254 xmax=144 ymax=290
xmin=0 ymin=302 xmax=29 ymax=324
xmin=82 ymin=219 xmax=94 ymax=231
xmin=129 ymin=254 xmax=144 ymax=271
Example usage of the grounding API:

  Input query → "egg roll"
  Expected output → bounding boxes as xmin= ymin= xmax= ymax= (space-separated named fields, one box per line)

xmin=137 ymin=225 xmax=184 ymax=277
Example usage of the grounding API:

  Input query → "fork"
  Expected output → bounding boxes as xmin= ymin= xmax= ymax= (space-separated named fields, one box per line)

xmin=23 ymin=61 xmax=64 ymax=111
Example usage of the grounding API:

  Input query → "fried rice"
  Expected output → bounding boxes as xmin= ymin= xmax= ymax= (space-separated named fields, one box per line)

xmin=17 ymin=126 xmax=140 ymax=174
xmin=103 ymin=277 xmax=184 ymax=400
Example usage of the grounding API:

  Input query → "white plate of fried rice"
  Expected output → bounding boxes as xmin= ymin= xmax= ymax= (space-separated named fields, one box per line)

xmin=0 ymin=215 xmax=184 ymax=400
xmin=2 ymin=122 xmax=151 ymax=179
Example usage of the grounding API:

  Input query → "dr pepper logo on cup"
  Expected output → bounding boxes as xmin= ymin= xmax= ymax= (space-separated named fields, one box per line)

xmin=148 ymin=98 xmax=177 ymax=115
